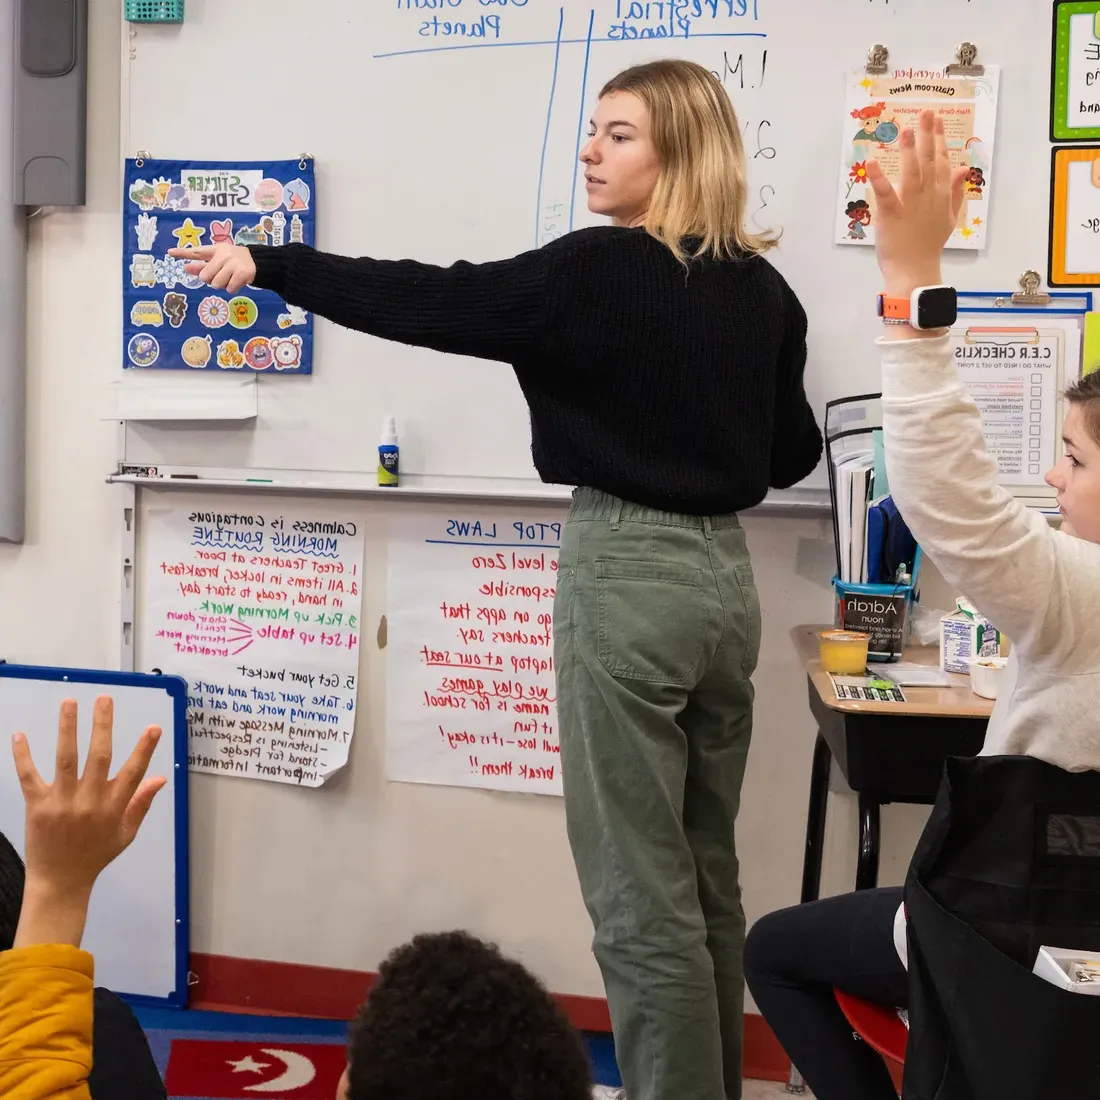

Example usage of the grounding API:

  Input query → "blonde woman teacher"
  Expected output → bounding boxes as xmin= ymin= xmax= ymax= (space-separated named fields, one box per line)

xmin=172 ymin=60 xmax=822 ymax=1100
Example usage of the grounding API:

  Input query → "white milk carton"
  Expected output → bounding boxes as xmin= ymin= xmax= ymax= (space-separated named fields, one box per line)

xmin=1033 ymin=946 xmax=1100 ymax=996
xmin=939 ymin=598 xmax=1000 ymax=675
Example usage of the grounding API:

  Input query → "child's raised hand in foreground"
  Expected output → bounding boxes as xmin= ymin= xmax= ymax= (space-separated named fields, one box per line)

xmin=13 ymin=696 xmax=165 ymax=949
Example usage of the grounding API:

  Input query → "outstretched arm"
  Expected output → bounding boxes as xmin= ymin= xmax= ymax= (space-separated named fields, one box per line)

xmin=170 ymin=242 xmax=554 ymax=363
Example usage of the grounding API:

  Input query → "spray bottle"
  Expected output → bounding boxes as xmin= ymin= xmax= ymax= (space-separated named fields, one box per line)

xmin=378 ymin=416 xmax=399 ymax=487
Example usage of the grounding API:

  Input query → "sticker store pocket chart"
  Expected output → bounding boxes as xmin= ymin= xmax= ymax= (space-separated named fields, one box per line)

xmin=122 ymin=157 xmax=316 ymax=373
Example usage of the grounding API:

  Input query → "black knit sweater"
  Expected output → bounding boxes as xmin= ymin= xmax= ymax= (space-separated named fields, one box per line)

xmin=250 ymin=226 xmax=822 ymax=514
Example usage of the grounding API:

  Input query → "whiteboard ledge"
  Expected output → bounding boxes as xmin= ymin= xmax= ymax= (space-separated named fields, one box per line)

xmin=106 ymin=469 xmax=830 ymax=515
xmin=107 ymin=376 xmax=258 ymax=422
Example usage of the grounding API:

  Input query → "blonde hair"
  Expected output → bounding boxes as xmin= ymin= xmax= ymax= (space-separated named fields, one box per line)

xmin=599 ymin=59 xmax=777 ymax=263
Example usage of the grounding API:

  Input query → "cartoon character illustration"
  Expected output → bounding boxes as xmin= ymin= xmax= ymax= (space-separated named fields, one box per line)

xmin=181 ymin=334 xmax=213 ymax=369
xmin=227 ymin=296 xmax=258 ymax=330
xmin=198 ymin=296 xmax=230 ymax=328
xmin=129 ymin=253 xmax=157 ymax=288
xmin=153 ymin=178 xmax=172 ymax=207
xmin=277 ymin=305 xmax=308 ymax=329
xmin=127 ymin=333 xmax=160 ymax=367
xmin=162 ymin=292 xmax=188 ymax=328
xmin=234 ymin=222 xmax=269 ymax=246
xmin=135 ymin=213 xmax=158 ymax=250
xmin=172 ymin=217 xmax=205 ymax=249
xmin=282 ymin=178 xmax=311 ymax=212
xmin=128 ymin=179 xmax=157 ymax=209
xmin=130 ymin=301 xmax=163 ymax=327
xmin=210 ymin=219 xmax=234 ymax=246
xmin=271 ymin=335 xmax=303 ymax=371
xmin=845 ymin=199 xmax=871 ymax=241
xmin=164 ymin=184 xmax=189 ymax=210
xmin=243 ymin=336 xmax=273 ymax=370
xmin=217 ymin=339 xmax=245 ymax=369
xmin=965 ymin=167 xmax=986 ymax=197
xmin=851 ymin=102 xmax=887 ymax=142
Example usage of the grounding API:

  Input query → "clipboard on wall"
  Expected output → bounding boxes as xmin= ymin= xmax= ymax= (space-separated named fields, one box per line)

xmin=954 ymin=287 xmax=1091 ymax=511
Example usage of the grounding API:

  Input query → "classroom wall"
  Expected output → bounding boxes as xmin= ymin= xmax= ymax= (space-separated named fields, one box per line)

xmin=0 ymin=0 xmax=954 ymax=1008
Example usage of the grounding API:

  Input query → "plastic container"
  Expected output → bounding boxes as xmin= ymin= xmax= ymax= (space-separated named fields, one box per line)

xmin=967 ymin=655 xmax=1007 ymax=700
xmin=378 ymin=416 xmax=399 ymax=487
xmin=125 ymin=0 xmax=185 ymax=22
xmin=819 ymin=630 xmax=871 ymax=675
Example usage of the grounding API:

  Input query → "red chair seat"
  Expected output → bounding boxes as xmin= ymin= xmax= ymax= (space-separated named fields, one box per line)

xmin=834 ymin=988 xmax=908 ymax=1066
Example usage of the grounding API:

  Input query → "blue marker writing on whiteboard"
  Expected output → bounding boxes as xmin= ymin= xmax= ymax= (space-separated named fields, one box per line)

xmin=378 ymin=416 xmax=399 ymax=487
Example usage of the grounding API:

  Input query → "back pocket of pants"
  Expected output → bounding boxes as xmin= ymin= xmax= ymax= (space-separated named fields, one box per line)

xmin=735 ymin=562 xmax=762 ymax=679
xmin=595 ymin=559 xmax=707 ymax=686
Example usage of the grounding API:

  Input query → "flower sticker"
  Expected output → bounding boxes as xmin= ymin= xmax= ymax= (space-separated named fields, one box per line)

xmin=847 ymin=161 xmax=868 ymax=197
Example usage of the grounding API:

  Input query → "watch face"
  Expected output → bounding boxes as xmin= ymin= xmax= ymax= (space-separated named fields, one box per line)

xmin=915 ymin=286 xmax=957 ymax=329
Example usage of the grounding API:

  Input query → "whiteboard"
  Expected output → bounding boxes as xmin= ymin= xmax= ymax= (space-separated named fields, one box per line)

xmin=120 ymin=0 xmax=1052 ymax=493
xmin=0 ymin=667 xmax=188 ymax=1006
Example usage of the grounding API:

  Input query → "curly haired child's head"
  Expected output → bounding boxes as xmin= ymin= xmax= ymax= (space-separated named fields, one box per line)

xmin=337 ymin=930 xmax=593 ymax=1100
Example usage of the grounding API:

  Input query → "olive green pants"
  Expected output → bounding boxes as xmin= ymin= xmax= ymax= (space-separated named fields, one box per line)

xmin=555 ymin=489 xmax=761 ymax=1100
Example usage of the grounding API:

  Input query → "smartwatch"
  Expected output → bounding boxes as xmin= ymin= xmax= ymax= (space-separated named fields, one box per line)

xmin=877 ymin=285 xmax=957 ymax=330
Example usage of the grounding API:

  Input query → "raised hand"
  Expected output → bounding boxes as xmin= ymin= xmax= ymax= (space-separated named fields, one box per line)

xmin=866 ymin=110 xmax=969 ymax=298
xmin=167 ymin=242 xmax=257 ymax=293
xmin=13 ymin=697 xmax=165 ymax=948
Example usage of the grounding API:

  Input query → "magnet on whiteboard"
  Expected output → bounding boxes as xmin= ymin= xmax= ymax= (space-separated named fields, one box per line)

xmin=1095 ymin=11 xmax=1100 ymax=39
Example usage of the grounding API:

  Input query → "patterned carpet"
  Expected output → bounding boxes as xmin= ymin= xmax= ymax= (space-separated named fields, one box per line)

xmin=134 ymin=1004 xmax=622 ymax=1098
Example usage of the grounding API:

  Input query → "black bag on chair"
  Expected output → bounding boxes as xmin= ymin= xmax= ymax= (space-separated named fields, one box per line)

xmin=902 ymin=755 xmax=1100 ymax=1100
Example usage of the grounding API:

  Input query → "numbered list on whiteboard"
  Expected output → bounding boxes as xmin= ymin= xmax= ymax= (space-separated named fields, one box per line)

xmin=387 ymin=512 xmax=566 ymax=796
xmin=142 ymin=502 xmax=364 ymax=787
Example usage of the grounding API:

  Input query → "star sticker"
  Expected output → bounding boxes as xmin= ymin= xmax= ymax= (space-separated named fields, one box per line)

xmin=860 ymin=77 xmax=873 ymax=91
xmin=172 ymin=217 xmax=205 ymax=249
xmin=227 ymin=1055 xmax=270 ymax=1074
xmin=958 ymin=225 xmax=973 ymax=239
xmin=972 ymin=216 xmax=983 ymax=226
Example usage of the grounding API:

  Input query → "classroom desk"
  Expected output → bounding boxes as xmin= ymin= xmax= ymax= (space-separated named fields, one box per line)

xmin=792 ymin=625 xmax=993 ymax=902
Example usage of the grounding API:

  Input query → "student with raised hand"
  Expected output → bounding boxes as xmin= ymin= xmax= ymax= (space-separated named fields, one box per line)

xmin=0 ymin=697 xmax=166 ymax=1100
xmin=743 ymin=110 xmax=1100 ymax=1100
xmin=0 ymin=831 xmax=166 ymax=1100
xmin=172 ymin=58 xmax=821 ymax=1100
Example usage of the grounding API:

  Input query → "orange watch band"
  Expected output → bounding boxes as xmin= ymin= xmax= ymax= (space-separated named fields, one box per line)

xmin=878 ymin=295 xmax=910 ymax=320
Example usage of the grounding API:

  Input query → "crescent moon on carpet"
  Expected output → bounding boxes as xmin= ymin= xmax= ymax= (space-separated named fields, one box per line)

xmin=243 ymin=1048 xmax=317 ymax=1092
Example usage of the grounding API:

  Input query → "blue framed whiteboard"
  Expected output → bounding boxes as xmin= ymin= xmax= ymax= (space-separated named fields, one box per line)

xmin=0 ymin=664 xmax=190 ymax=1008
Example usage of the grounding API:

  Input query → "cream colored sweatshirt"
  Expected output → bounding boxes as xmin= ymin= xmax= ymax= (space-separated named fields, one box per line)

xmin=879 ymin=334 xmax=1100 ymax=967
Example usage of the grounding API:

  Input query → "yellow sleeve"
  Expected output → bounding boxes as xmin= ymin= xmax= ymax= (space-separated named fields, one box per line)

xmin=0 ymin=944 xmax=94 ymax=1100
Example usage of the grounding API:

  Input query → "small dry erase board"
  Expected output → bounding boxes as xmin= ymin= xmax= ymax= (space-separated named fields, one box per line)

xmin=1052 ymin=2 xmax=1100 ymax=142
xmin=0 ymin=664 xmax=189 ymax=1007
xmin=1050 ymin=147 xmax=1100 ymax=285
